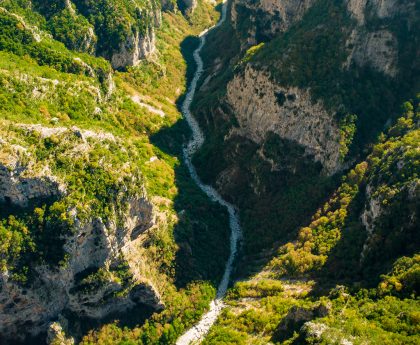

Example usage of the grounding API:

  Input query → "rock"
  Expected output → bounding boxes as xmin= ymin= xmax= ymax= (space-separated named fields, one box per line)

xmin=0 ymin=131 xmax=163 ymax=342
xmin=73 ymin=57 xmax=96 ymax=78
xmin=0 ymin=193 xmax=162 ymax=341
xmin=231 ymin=0 xmax=314 ymax=48
xmin=0 ymin=7 xmax=44 ymax=43
xmin=272 ymin=303 xmax=331 ymax=342
xmin=78 ymin=27 xmax=97 ymax=55
xmin=360 ymin=185 xmax=382 ymax=236
xmin=360 ymin=177 xmax=420 ymax=262
xmin=300 ymin=321 xmax=354 ymax=345
xmin=110 ymin=28 xmax=156 ymax=69
xmin=347 ymin=0 xmax=417 ymax=25
xmin=345 ymin=29 xmax=398 ymax=77
xmin=0 ymin=146 xmax=65 ymax=208
xmin=161 ymin=0 xmax=176 ymax=12
xmin=107 ymin=2 xmax=162 ymax=69
xmin=47 ymin=321 xmax=74 ymax=345
xmin=226 ymin=66 xmax=341 ymax=174
xmin=300 ymin=321 xmax=328 ymax=340
xmin=344 ymin=0 xmax=417 ymax=77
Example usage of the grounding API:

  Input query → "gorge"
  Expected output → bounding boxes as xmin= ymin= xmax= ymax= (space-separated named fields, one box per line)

xmin=177 ymin=1 xmax=241 ymax=343
xmin=0 ymin=0 xmax=419 ymax=345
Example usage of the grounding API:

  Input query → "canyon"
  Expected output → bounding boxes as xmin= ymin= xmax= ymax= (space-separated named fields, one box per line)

xmin=0 ymin=0 xmax=418 ymax=344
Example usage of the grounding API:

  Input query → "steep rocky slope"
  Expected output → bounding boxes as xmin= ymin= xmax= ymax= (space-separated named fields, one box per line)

xmin=231 ymin=0 xmax=314 ymax=47
xmin=31 ymin=0 xmax=162 ymax=69
xmin=0 ymin=126 xmax=163 ymax=341
xmin=202 ymin=100 xmax=420 ymax=344
xmin=0 ymin=1 xmax=229 ymax=344
xmin=192 ymin=0 xmax=419 ymax=257
xmin=185 ymin=1 xmax=419 ymax=343
xmin=1 ymin=0 xmax=419 ymax=344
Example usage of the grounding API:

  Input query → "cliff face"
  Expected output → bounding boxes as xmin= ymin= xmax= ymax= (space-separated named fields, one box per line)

xmin=0 ymin=126 xmax=163 ymax=343
xmin=231 ymin=0 xmax=314 ymax=47
xmin=0 ymin=199 xmax=162 ymax=341
xmin=0 ymin=1 xmax=230 ymax=343
xmin=226 ymin=65 xmax=341 ymax=174
xmin=27 ymin=0 xmax=163 ymax=69
xmin=344 ymin=0 xmax=417 ymax=77
xmin=225 ymin=0 xmax=417 ymax=169
xmin=110 ymin=27 xmax=157 ymax=69
xmin=197 ymin=0 xmax=418 ymax=176
xmin=359 ymin=134 xmax=420 ymax=264
xmin=178 ymin=0 xmax=198 ymax=14
xmin=192 ymin=0 xmax=418 ymax=258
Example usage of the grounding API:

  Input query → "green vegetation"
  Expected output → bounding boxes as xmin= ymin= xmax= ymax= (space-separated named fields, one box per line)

xmin=48 ymin=8 xmax=96 ymax=53
xmin=248 ymin=0 xmax=418 ymax=149
xmin=200 ymin=100 xmax=420 ymax=344
xmin=71 ymin=0 xmax=158 ymax=57
xmin=339 ymin=114 xmax=357 ymax=160
xmin=82 ymin=282 xmax=215 ymax=345
xmin=192 ymin=0 xmax=418 ymax=279
xmin=1 ymin=0 xmax=418 ymax=343
xmin=269 ymin=160 xmax=367 ymax=277
xmin=0 ymin=0 xmax=229 ymax=343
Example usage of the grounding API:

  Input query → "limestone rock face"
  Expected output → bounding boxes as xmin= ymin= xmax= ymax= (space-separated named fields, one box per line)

xmin=273 ymin=303 xmax=331 ymax=342
xmin=107 ymin=2 xmax=164 ymax=69
xmin=78 ymin=27 xmax=97 ymax=55
xmin=231 ymin=0 xmax=314 ymax=47
xmin=345 ymin=29 xmax=398 ymax=77
xmin=360 ymin=185 xmax=383 ymax=236
xmin=345 ymin=0 xmax=417 ymax=77
xmin=0 ymin=166 xmax=64 ymax=208
xmin=347 ymin=0 xmax=416 ymax=24
xmin=0 ymin=131 xmax=163 ymax=342
xmin=0 ymin=142 xmax=66 ymax=207
xmin=0 ymin=195 xmax=162 ymax=341
xmin=360 ymin=178 xmax=420 ymax=262
xmin=111 ymin=27 xmax=156 ymax=70
xmin=47 ymin=321 xmax=75 ymax=345
xmin=161 ymin=0 xmax=176 ymax=12
xmin=226 ymin=66 xmax=341 ymax=174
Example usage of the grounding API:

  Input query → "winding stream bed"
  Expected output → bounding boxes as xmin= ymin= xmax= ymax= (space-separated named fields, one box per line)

xmin=176 ymin=1 xmax=242 ymax=344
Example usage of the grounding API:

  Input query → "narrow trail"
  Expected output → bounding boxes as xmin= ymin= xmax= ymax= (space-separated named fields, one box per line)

xmin=176 ymin=1 xmax=242 ymax=344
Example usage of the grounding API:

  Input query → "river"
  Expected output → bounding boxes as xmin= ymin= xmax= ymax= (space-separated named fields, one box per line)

xmin=175 ymin=1 xmax=242 ymax=344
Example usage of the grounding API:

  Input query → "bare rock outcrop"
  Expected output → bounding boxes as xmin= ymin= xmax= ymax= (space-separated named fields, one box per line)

xmin=0 ymin=193 xmax=162 ymax=341
xmin=231 ymin=0 xmax=314 ymax=47
xmin=345 ymin=29 xmax=398 ymax=77
xmin=347 ymin=0 xmax=416 ymax=25
xmin=0 ymin=130 xmax=163 ymax=342
xmin=345 ymin=0 xmax=417 ymax=77
xmin=109 ymin=4 xmax=162 ymax=69
xmin=0 ymin=143 xmax=65 ymax=208
xmin=273 ymin=303 xmax=331 ymax=342
xmin=47 ymin=321 xmax=75 ymax=345
xmin=360 ymin=178 xmax=419 ymax=262
xmin=111 ymin=27 xmax=157 ymax=69
xmin=226 ymin=66 xmax=341 ymax=174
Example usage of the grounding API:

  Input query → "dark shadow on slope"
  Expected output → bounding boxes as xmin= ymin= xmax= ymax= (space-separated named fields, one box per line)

xmin=163 ymin=0 xmax=343 ymax=285
xmin=180 ymin=36 xmax=201 ymax=93
xmin=151 ymin=118 xmax=230 ymax=288
xmin=6 ymin=303 xmax=156 ymax=345
xmin=192 ymin=125 xmax=342 ymax=279
xmin=150 ymin=7 xmax=232 ymax=288
xmin=317 ymin=187 xmax=420 ymax=292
